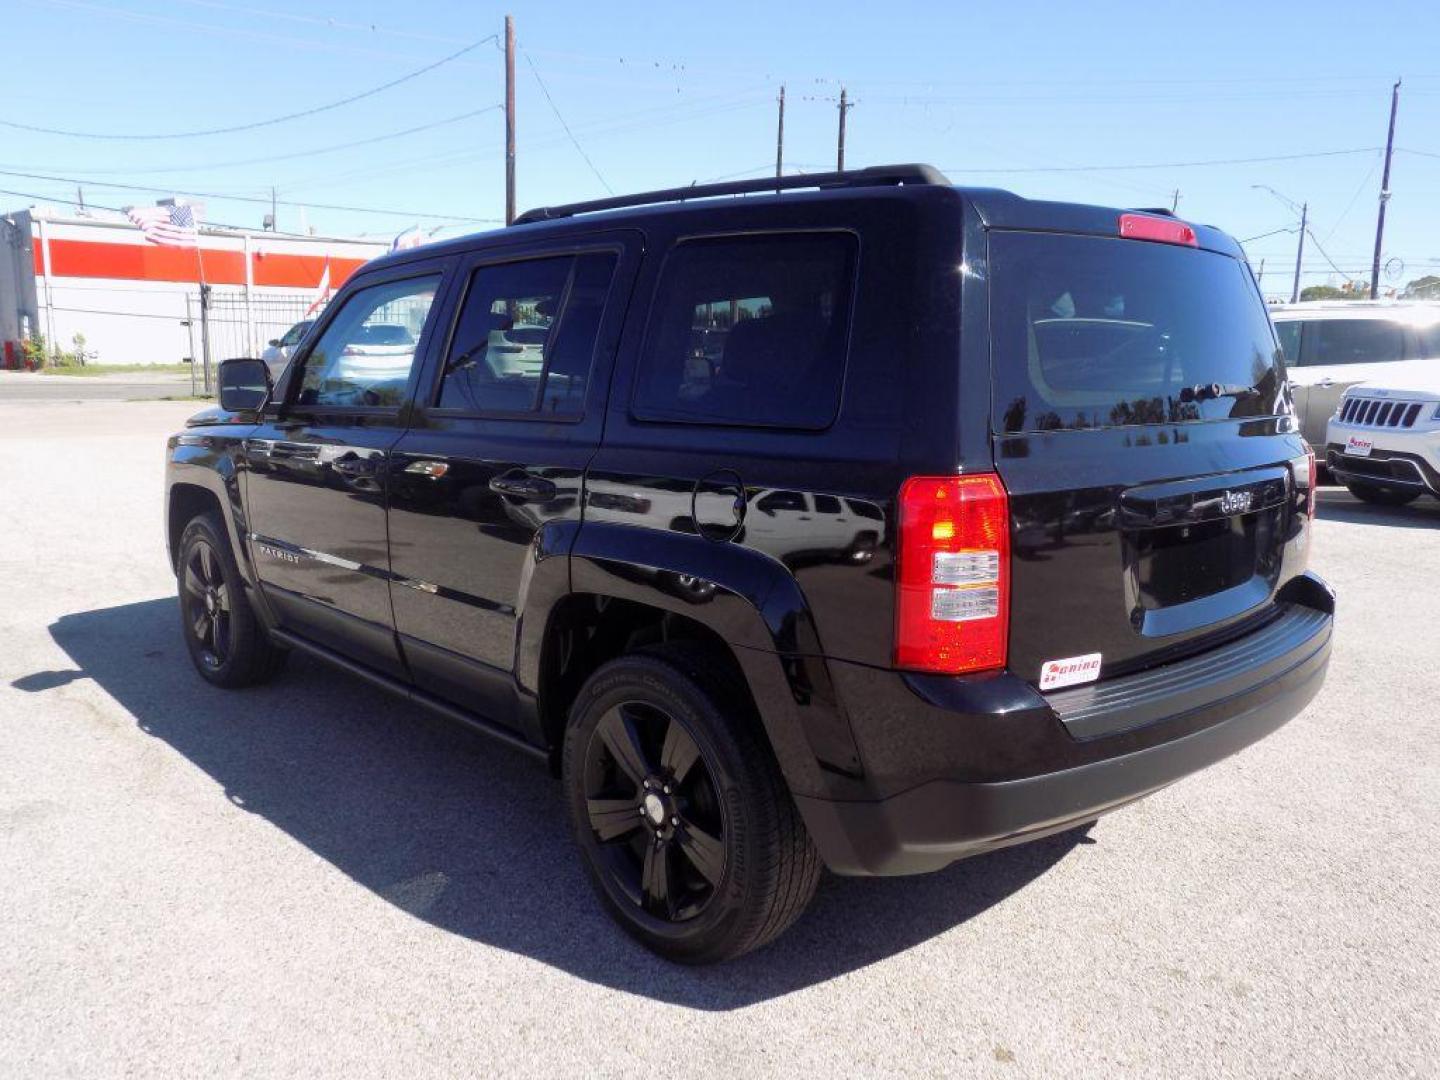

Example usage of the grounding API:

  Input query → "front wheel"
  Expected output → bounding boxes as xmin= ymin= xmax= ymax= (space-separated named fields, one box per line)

xmin=177 ymin=512 xmax=286 ymax=688
xmin=1346 ymin=481 xmax=1421 ymax=507
xmin=562 ymin=646 xmax=820 ymax=964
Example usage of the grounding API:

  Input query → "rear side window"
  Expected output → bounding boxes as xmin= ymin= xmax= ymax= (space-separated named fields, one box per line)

xmin=437 ymin=252 xmax=616 ymax=416
xmin=991 ymin=233 xmax=1285 ymax=432
xmin=1273 ymin=320 xmax=1301 ymax=365
xmin=633 ymin=233 xmax=858 ymax=429
xmin=1299 ymin=319 xmax=1405 ymax=367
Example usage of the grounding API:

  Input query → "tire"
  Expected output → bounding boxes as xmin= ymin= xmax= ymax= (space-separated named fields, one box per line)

xmin=176 ymin=511 xmax=286 ymax=688
xmin=562 ymin=644 xmax=821 ymax=964
xmin=1345 ymin=481 xmax=1421 ymax=507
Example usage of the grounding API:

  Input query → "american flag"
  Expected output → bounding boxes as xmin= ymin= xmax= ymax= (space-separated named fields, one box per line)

xmin=127 ymin=203 xmax=199 ymax=247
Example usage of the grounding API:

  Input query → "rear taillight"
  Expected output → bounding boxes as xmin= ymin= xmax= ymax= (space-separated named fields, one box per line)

xmin=895 ymin=474 xmax=1010 ymax=674
xmin=1118 ymin=212 xmax=1198 ymax=247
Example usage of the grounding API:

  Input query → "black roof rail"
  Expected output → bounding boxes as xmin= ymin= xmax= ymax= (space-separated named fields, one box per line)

xmin=512 ymin=163 xmax=950 ymax=225
xmin=1129 ymin=207 xmax=1177 ymax=217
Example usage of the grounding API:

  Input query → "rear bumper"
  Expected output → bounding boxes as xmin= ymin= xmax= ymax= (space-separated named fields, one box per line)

xmin=798 ymin=581 xmax=1333 ymax=876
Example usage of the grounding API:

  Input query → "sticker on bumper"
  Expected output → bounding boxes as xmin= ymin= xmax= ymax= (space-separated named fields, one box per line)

xmin=1040 ymin=652 xmax=1103 ymax=691
xmin=1346 ymin=435 xmax=1373 ymax=458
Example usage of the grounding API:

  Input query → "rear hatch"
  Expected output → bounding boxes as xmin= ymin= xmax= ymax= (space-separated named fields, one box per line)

xmin=987 ymin=224 xmax=1310 ymax=686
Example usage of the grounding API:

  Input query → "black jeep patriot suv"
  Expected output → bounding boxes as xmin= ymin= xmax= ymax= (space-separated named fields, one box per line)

xmin=166 ymin=165 xmax=1333 ymax=963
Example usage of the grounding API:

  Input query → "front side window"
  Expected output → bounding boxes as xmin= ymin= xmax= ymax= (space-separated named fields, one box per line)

xmin=991 ymin=233 xmax=1285 ymax=432
xmin=633 ymin=233 xmax=858 ymax=429
xmin=1300 ymin=319 xmax=1406 ymax=367
xmin=437 ymin=252 xmax=616 ymax=415
xmin=296 ymin=276 xmax=439 ymax=408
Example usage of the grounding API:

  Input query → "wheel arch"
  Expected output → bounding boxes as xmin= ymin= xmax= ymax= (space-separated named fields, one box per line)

xmin=522 ymin=524 xmax=867 ymax=800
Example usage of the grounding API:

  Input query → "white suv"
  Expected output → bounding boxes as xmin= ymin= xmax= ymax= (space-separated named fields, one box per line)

xmin=1270 ymin=301 xmax=1440 ymax=449
xmin=1325 ymin=359 xmax=1440 ymax=506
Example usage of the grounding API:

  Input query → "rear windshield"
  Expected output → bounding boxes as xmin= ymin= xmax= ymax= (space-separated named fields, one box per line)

xmin=991 ymin=232 xmax=1285 ymax=432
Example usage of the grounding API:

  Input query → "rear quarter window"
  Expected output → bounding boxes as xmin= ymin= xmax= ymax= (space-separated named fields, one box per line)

xmin=632 ymin=232 xmax=858 ymax=429
xmin=991 ymin=232 xmax=1286 ymax=432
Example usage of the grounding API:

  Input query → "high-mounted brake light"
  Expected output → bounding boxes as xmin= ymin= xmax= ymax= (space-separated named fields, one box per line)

xmin=1118 ymin=212 xmax=1198 ymax=247
xmin=895 ymin=474 xmax=1010 ymax=674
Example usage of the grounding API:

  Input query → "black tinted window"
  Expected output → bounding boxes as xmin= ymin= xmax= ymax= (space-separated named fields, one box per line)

xmin=756 ymin=490 xmax=807 ymax=513
xmin=438 ymin=253 xmax=615 ymax=415
xmin=633 ymin=233 xmax=857 ymax=429
xmin=813 ymin=494 xmax=843 ymax=514
xmin=991 ymin=233 xmax=1285 ymax=432
xmin=1300 ymin=319 xmax=1405 ymax=367
xmin=1273 ymin=320 xmax=1301 ymax=365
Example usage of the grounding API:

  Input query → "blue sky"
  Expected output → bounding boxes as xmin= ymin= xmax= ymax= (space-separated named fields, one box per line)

xmin=5 ymin=0 xmax=1440 ymax=293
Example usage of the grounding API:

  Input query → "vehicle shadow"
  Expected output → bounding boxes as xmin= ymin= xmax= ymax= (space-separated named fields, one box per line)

xmin=29 ymin=597 xmax=1087 ymax=1009
xmin=1316 ymin=485 xmax=1440 ymax=529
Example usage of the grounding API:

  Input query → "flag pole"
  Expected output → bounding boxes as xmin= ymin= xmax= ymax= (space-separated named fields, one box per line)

xmin=191 ymin=209 xmax=212 ymax=395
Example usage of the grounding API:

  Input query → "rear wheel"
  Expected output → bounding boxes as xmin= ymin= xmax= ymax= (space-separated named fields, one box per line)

xmin=562 ymin=646 xmax=820 ymax=964
xmin=1345 ymin=481 xmax=1421 ymax=507
xmin=177 ymin=512 xmax=286 ymax=688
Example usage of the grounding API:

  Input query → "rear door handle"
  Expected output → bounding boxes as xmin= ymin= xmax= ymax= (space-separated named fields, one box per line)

xmin=489 ymin=473 xmax=557 ymax=502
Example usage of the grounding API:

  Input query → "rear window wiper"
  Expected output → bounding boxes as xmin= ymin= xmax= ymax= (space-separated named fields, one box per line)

xmin=1178 ymin=382 xmax=1261 ymax=403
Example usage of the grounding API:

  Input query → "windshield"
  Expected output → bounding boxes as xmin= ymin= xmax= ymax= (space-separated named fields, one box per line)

xmin=991 ymin=232 xmax=1287 ymax=432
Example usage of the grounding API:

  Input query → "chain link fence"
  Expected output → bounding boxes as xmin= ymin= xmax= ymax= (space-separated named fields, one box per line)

xmin=185 ymin=288 xmax=324 ymax=393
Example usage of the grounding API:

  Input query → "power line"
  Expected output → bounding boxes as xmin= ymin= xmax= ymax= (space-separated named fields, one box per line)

xmin=1239 ymin=227 xmax=1298 ymax=244
xmin=1306 ymin=228 xmax=1360 ymax=284
xmin=0 ymin=33 xmax=497 ymax=140
xmin=0 ymin=168 xmax=501 ymax=224
xmin=3 ymin=107 xmax=503 ymax=177
xmin=164 ymin=0 xmax=461 ymax=45
xmin=523 ymin=49 xmax=614 ymax=195
xmin=941 ymin=147 xmax=1380 ymax=174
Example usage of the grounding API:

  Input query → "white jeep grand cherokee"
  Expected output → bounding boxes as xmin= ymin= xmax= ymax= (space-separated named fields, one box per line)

xmin=1325 ymin=360 xmax=1440 ymax=506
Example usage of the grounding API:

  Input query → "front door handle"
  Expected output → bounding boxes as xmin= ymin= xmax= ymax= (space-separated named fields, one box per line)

xmin=489 ymin=472 xmax=557 ymax=502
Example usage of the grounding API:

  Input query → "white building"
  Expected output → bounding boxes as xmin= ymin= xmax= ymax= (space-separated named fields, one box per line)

xmin=1 ymin=204 xmax=389 ymax=367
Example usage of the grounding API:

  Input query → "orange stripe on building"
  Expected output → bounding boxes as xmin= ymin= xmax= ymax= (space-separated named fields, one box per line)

xmin=34 ymin=239 xmax=371 ymax=289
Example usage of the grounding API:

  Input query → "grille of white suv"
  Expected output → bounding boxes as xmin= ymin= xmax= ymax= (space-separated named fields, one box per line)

xmin=1338 ymin=397 xmax=1426 ymax=428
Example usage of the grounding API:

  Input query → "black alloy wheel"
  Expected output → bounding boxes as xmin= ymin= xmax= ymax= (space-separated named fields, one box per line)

xmin=582 ymin=700 xmax=727 ymax=923
xmin=176 ymin=511 xmax=286 ymax=688
xmin=563 ymin=646 xmax=821 ymax=964
xmin=182 ymin=538 xmax=232 ymax=671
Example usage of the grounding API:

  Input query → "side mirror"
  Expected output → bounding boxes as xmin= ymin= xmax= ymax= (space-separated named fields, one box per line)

xmin=267 ymin=338 xmax=281 ymax=347
xmin=218 ymin=357 xmax=272 ymax=413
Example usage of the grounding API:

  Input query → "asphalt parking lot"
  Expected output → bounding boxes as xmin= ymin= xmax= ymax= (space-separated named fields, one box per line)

xmin=2 ymin=399 xmax=1436 ymax=1078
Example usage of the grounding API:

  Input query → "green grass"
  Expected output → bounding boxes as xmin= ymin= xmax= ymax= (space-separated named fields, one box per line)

xmin=39 ymin=363 xmax=195 ymax=377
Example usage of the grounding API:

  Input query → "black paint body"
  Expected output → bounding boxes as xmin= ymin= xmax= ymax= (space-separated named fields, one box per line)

xmin=166 ymin=181 xmax=1333 ymax=876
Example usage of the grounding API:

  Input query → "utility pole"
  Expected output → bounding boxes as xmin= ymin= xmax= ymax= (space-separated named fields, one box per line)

xmin=1257 ymin=258 xmax=1265 ymax=286
xmin=1291 ymin=202 xmax=1308 ymax=305
xmin=836 ymin=87 xmax=853 ymax=172
xmin=76 ymin=187 xmax=85 ymax=212
xmin=775 ymin=84 xmax=786 ymax=188
xmin=271 ymin=186 xmax=277 ymax=231
xmin=1171 ymin=188 xmax=1180 ymax=212
xmin=1369 ymin=78 xmax=1401 ymax=299
xmin=505 ymin=14 xmax=517 ymax=226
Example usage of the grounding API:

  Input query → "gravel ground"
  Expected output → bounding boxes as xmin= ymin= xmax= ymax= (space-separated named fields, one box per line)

xmin=2 ymin=401 xmax=1436 ymax=1078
